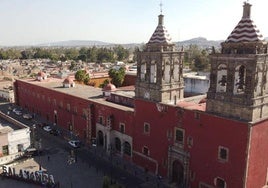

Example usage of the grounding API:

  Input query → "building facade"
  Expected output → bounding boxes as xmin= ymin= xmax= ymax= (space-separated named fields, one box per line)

xmin=13 ymin=3 xmax=268 ymax=188
xmin=0 ymin=112 xmax=31 ymax=165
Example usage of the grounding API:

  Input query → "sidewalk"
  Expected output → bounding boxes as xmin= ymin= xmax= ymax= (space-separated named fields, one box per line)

xmin=82 ymin=146 xmax=171 ymax=188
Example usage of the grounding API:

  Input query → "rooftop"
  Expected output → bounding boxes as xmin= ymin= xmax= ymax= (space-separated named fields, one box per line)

xmin=19 ymin=78 xmax=134 ymax=112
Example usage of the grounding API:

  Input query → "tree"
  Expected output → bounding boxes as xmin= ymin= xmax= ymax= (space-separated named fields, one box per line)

xmin=69 ymin=61 xmax=76 ymax=71
xmin=21 ymin=50 xmax=34 ymax=59
xmin=88 ymin=47 xmax=98 ymax=62
xmin=113 ymin=45 xmax=129 ymax=61
xmin=185 ymin=45 xmax=210 ymax=71
xmin=97 ymin=48 xmax=114 ymax=62
xmin=99 ymin=79 xmax=110 ymax=88
xmin=108 ymin=67 xmax=125 ymax=87
xmin=75 ymin=69 xmax=89 ymax=84
xmin=65 ymin=49 xmax=79 ymax=60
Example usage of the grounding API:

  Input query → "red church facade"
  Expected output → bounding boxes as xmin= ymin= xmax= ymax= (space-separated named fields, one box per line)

xmin=13 ymin=2 xmax=268 ymax=188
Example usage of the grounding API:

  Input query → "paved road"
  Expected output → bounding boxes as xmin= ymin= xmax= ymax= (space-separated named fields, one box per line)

xmin=0 ymin=101 xmax=169 ymax=188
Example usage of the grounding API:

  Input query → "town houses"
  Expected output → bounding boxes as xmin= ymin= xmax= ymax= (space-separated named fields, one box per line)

xmin=13 ymin=2 xmax=268 ymax=188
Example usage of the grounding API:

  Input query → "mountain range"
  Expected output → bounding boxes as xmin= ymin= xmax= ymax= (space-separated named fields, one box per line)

xmin=38 ymin=37 xmax=223 ymax=48
xmin=3 ymin=37 xmax=267 ymax=49
xmin=37 ymin=37 xmax=268 ymax=49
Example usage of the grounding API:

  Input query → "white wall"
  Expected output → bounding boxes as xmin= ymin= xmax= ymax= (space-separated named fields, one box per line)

xmin=8 ymin=128 xmax=31 ymax=155
xmin=184 ymin=76 xmax=210 ymax=94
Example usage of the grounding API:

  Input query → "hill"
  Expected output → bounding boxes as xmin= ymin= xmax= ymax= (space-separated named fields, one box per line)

xmin=176 ymin=37 xmax=223 ymax=49
xmin=38 ymin=40 xmax=113 ymax=47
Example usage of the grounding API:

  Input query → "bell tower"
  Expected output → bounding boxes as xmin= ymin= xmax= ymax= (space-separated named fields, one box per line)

xmin=206 ymin=2 xmax=268 ymax=122
xmin=135 ymin=13 xmax=184 ymax=104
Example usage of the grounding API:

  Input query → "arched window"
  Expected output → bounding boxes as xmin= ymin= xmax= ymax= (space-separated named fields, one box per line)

xmin=150 ymin=62 xmax=157 ymax=83
xmin=123 ymin=141 xmax=131 ymax=156
xmin=216 ymin=64 xmax=227 ymax=92
xmin=115 ymin=137 xmax=121 ymax=152
xmin=234 ymin=65 xmax=246 ymax=94
xmin=141 ymin=63 xmax=146 ymax=81
xmin=164 ymin=61 xmax=170 ymax=82
xmin=174 ymin=62 xmax=179 ymax=81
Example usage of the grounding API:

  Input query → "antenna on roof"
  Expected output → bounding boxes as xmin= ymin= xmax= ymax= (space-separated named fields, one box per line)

xmin=160 ymin=0 xmax=163 ymax=14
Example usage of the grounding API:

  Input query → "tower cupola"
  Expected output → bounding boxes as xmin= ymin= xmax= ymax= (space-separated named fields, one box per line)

xmin=206 ymin=2 xmax=268 ymax=122
xmin=135 ymin=11 xmax=184 ymax=104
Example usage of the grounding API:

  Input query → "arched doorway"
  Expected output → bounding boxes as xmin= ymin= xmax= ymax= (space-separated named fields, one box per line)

xmin=172 ymin=160 xmax=184 ymax=187
xmin=115 ymin=137 xmax=121 ymax=152
xmin=97 ymin=131 xmax=104 ymax=146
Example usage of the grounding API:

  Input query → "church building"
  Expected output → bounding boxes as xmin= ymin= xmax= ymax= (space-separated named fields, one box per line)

xmin=14 ymin=2 xmax=268 ymax=188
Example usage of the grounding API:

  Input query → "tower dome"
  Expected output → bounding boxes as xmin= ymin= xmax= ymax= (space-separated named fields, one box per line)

xmin=102 ymin=83 xmax=116 ymax=97
xmin=226 ymin=2 xmax=264 ymax=43
xmin=147 ymin=14 xmax=172 ymax=45
xmin=63 ymin=77 xmax=75 ymax=88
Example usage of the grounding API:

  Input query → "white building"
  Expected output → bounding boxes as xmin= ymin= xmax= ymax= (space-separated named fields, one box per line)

xmin=183 ymin=72 xmax=210 ymax=95
xmin=0 ymin=81 xmax=14 ymax=102
xmin=0 ymin=112 xmax=31 ymax=165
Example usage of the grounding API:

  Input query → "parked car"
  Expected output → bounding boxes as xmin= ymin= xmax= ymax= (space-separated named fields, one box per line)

xmin=91 ymin=138 xmax=97 ymax=147
xmin=25 ymin=148 xmax=39 ymax=157
xmin=15 ymin=110 xmax=22 ymax=116
xmin=50 ymin=129 xmax=61 ymax=136
xmin=43 ymin=126 xmax=52 ymax=132
xmin=68 ymin=140 xmax=81 ymax=148
xmin=23 ymin=113 xmax=32 ymax=120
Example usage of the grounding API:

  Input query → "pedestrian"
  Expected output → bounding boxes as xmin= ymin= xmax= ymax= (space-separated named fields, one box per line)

xmin=47 ymin=155 xmax=50 ymax=161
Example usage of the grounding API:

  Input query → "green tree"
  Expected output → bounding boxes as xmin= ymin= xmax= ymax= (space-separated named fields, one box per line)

xmin=108 ymin=67 xmax=125 ymax=87
xmin=83 ymin=74 xmax=90 ymax=85
xmin=99 ymin=79 xmax=110 ymax=88
xmin=69 ymin=61 xmax=76 ymax=71
xmin=65 ymin=49 xmax=79 ymax=60
xmin=113 ymin=45 xmax=129 ymax=61
xmin=97 ymin=48 xmax=114 ymax=62
xmin=88 ymin=47 xmax=98 ymax=62
xmin=75 ymin=69 xmax=90 ymax=84
xmin=0 ymin=49 xmax=8 ymax=59
xmin=185 ymin=45 xmax=210 ymax=71
xmin=21 ymin=50 xmax=34 ymax=59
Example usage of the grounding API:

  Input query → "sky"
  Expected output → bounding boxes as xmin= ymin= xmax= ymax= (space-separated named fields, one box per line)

xmin=0 ymin=0 xmax=267 ymax=46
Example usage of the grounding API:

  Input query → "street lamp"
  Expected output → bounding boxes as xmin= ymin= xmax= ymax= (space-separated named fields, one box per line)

xmin=67 ymin=149 xmax=76 ymax=188
xmin=38 ymin=138 xmax=42 ymax=171
xmin=109 ymin=145 xmax=114 ymax=185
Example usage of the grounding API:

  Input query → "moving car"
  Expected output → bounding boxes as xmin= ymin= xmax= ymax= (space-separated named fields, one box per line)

xmin=68 ymin=140 xmax=81 ymax=148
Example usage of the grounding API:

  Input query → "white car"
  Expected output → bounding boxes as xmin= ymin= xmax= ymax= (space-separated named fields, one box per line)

xmin=23 ymin=113 xmax=32 ymax=119
xmin=43 ymin=126 xmax=52 ymax=132
xmin=68 ymin=140 xmax=81 ymax=148
xmin=15 ymin=110 xmax=22 ymax=116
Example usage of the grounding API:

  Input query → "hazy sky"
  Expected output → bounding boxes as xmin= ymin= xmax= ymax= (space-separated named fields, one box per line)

xmin=0 ymin=0 xmax=267 ymax=46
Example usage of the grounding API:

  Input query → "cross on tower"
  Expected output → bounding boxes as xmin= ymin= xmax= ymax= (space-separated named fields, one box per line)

xmin=160 ymin=1 xmax=163 ymax=14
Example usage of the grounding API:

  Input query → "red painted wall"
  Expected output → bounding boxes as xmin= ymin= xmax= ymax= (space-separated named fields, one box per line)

xmin=134 ymin=99 xmax=179 ymax=176
xmin=134 ymin=98 xmax=249 ymax=187
xmin=15 ymin=80 xmax=135 ymax=146
xmin=183 ymin=111 xmax=249 ymax=187
xmin=16 ymin=80 xmax=94 ymax=140
xmin=246 ymin=120 xmax=268 ymax=188
xmin=122 ymin=74 xmax=136 ymax=86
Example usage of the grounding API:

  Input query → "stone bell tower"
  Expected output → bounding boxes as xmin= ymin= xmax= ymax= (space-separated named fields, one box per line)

xmin=206 ymin=2 xmax=268 ymax=122
xmin=135 ymin=13 xmax=184 ymax=104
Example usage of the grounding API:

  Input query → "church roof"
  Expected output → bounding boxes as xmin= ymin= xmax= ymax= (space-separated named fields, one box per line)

xmin=147 ymin=14 xmax=172 ymax=44
xmin=226 ymin=2 xmax=264 ymax=43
